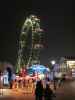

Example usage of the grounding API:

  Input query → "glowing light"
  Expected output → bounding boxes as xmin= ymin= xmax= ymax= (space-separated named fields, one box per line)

xmin=51 ymin=60 xmax=56 ymax=65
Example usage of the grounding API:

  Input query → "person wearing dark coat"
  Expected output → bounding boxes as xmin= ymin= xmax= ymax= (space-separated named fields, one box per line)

xmin=35 ymin=80 xmax=44 ymax=100
xmin=44 ymin=84 xmax=55 ymax=100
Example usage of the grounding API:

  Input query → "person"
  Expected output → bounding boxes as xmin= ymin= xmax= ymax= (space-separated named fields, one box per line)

xmin=0 ymin=71 xmax=3 ymax=95
xmin=58 ymin=78 xmax=61 ymax=87
xmin=6 ymin=67 xmax=12 ymax=88
xmin=10 ymin=73 xmax=16 ymax=89
xmin=0 ymin=70 xmax=1 ymax=88
xmin=44 ymin=84 xmax=55 ymax=100
xmin=53 ymin=77 xmax=57 ymax=90
xmin=35 ymin=80 xmax=44 ymax=100
xmin=3 ymin=70 xmax=9 ymax=86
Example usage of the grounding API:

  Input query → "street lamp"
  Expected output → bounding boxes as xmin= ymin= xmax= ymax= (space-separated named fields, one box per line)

xmin=51 ymin=60 xmax=56 ymax=65
xmin=51 ymin=60 xmax=56 ymax=90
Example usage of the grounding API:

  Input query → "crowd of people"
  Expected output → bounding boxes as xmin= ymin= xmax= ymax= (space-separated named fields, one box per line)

xmin=0 ymin=67 xmax=66 ymax=100
xmin=34 ymin=74 xmax=66 ymax=100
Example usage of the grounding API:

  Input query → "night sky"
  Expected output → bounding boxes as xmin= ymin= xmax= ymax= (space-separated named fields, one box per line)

xmin=0 ymin=0 xmax=74 ymax=65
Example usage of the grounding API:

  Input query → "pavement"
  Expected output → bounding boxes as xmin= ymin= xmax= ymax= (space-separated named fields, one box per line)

xmin=0 ymin=80 xmax=75 ymax=100
xmin=54 ymin=80 xmax=75 ymax=100
xmin=0 ymin=88 xmax=35 ymax=100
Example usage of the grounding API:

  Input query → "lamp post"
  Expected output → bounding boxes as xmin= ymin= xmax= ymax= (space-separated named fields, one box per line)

xmin=51 ymin=60 xmax=56 ymax=90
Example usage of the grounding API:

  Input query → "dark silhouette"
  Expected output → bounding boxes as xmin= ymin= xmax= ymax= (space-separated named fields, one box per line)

xmin=58 ymin=74 xmax=65 ymax=87
xmin=6 ymin=67 xmax=12 ymax=88
xmin=44 ymin=84 xmax=55 ymax=100
xmin=35 ymin=80 xmax=44 ymax=100
xmin=53 ymin=76 xmax=57 ymax=90
xmin=6 ymin=67 xmax=12 ymax=82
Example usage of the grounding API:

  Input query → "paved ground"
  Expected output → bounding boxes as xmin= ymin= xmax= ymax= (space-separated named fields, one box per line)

xmin=0 ymin=80 xmax=75 ymax=100
xmin=54 ymin=80 xmax=75 ymax=100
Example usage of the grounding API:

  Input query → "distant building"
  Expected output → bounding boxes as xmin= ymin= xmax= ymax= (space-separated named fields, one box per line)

xmin=59 ymin=57 xmax=75 ymax=77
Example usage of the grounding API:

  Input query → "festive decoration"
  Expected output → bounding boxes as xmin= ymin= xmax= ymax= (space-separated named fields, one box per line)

xmin=16 ymin=15 xmax=45 ymax=73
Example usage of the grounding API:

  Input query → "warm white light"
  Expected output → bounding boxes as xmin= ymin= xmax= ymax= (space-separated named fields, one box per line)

xmin=51 ymin=60 xmax=56 ymax=65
